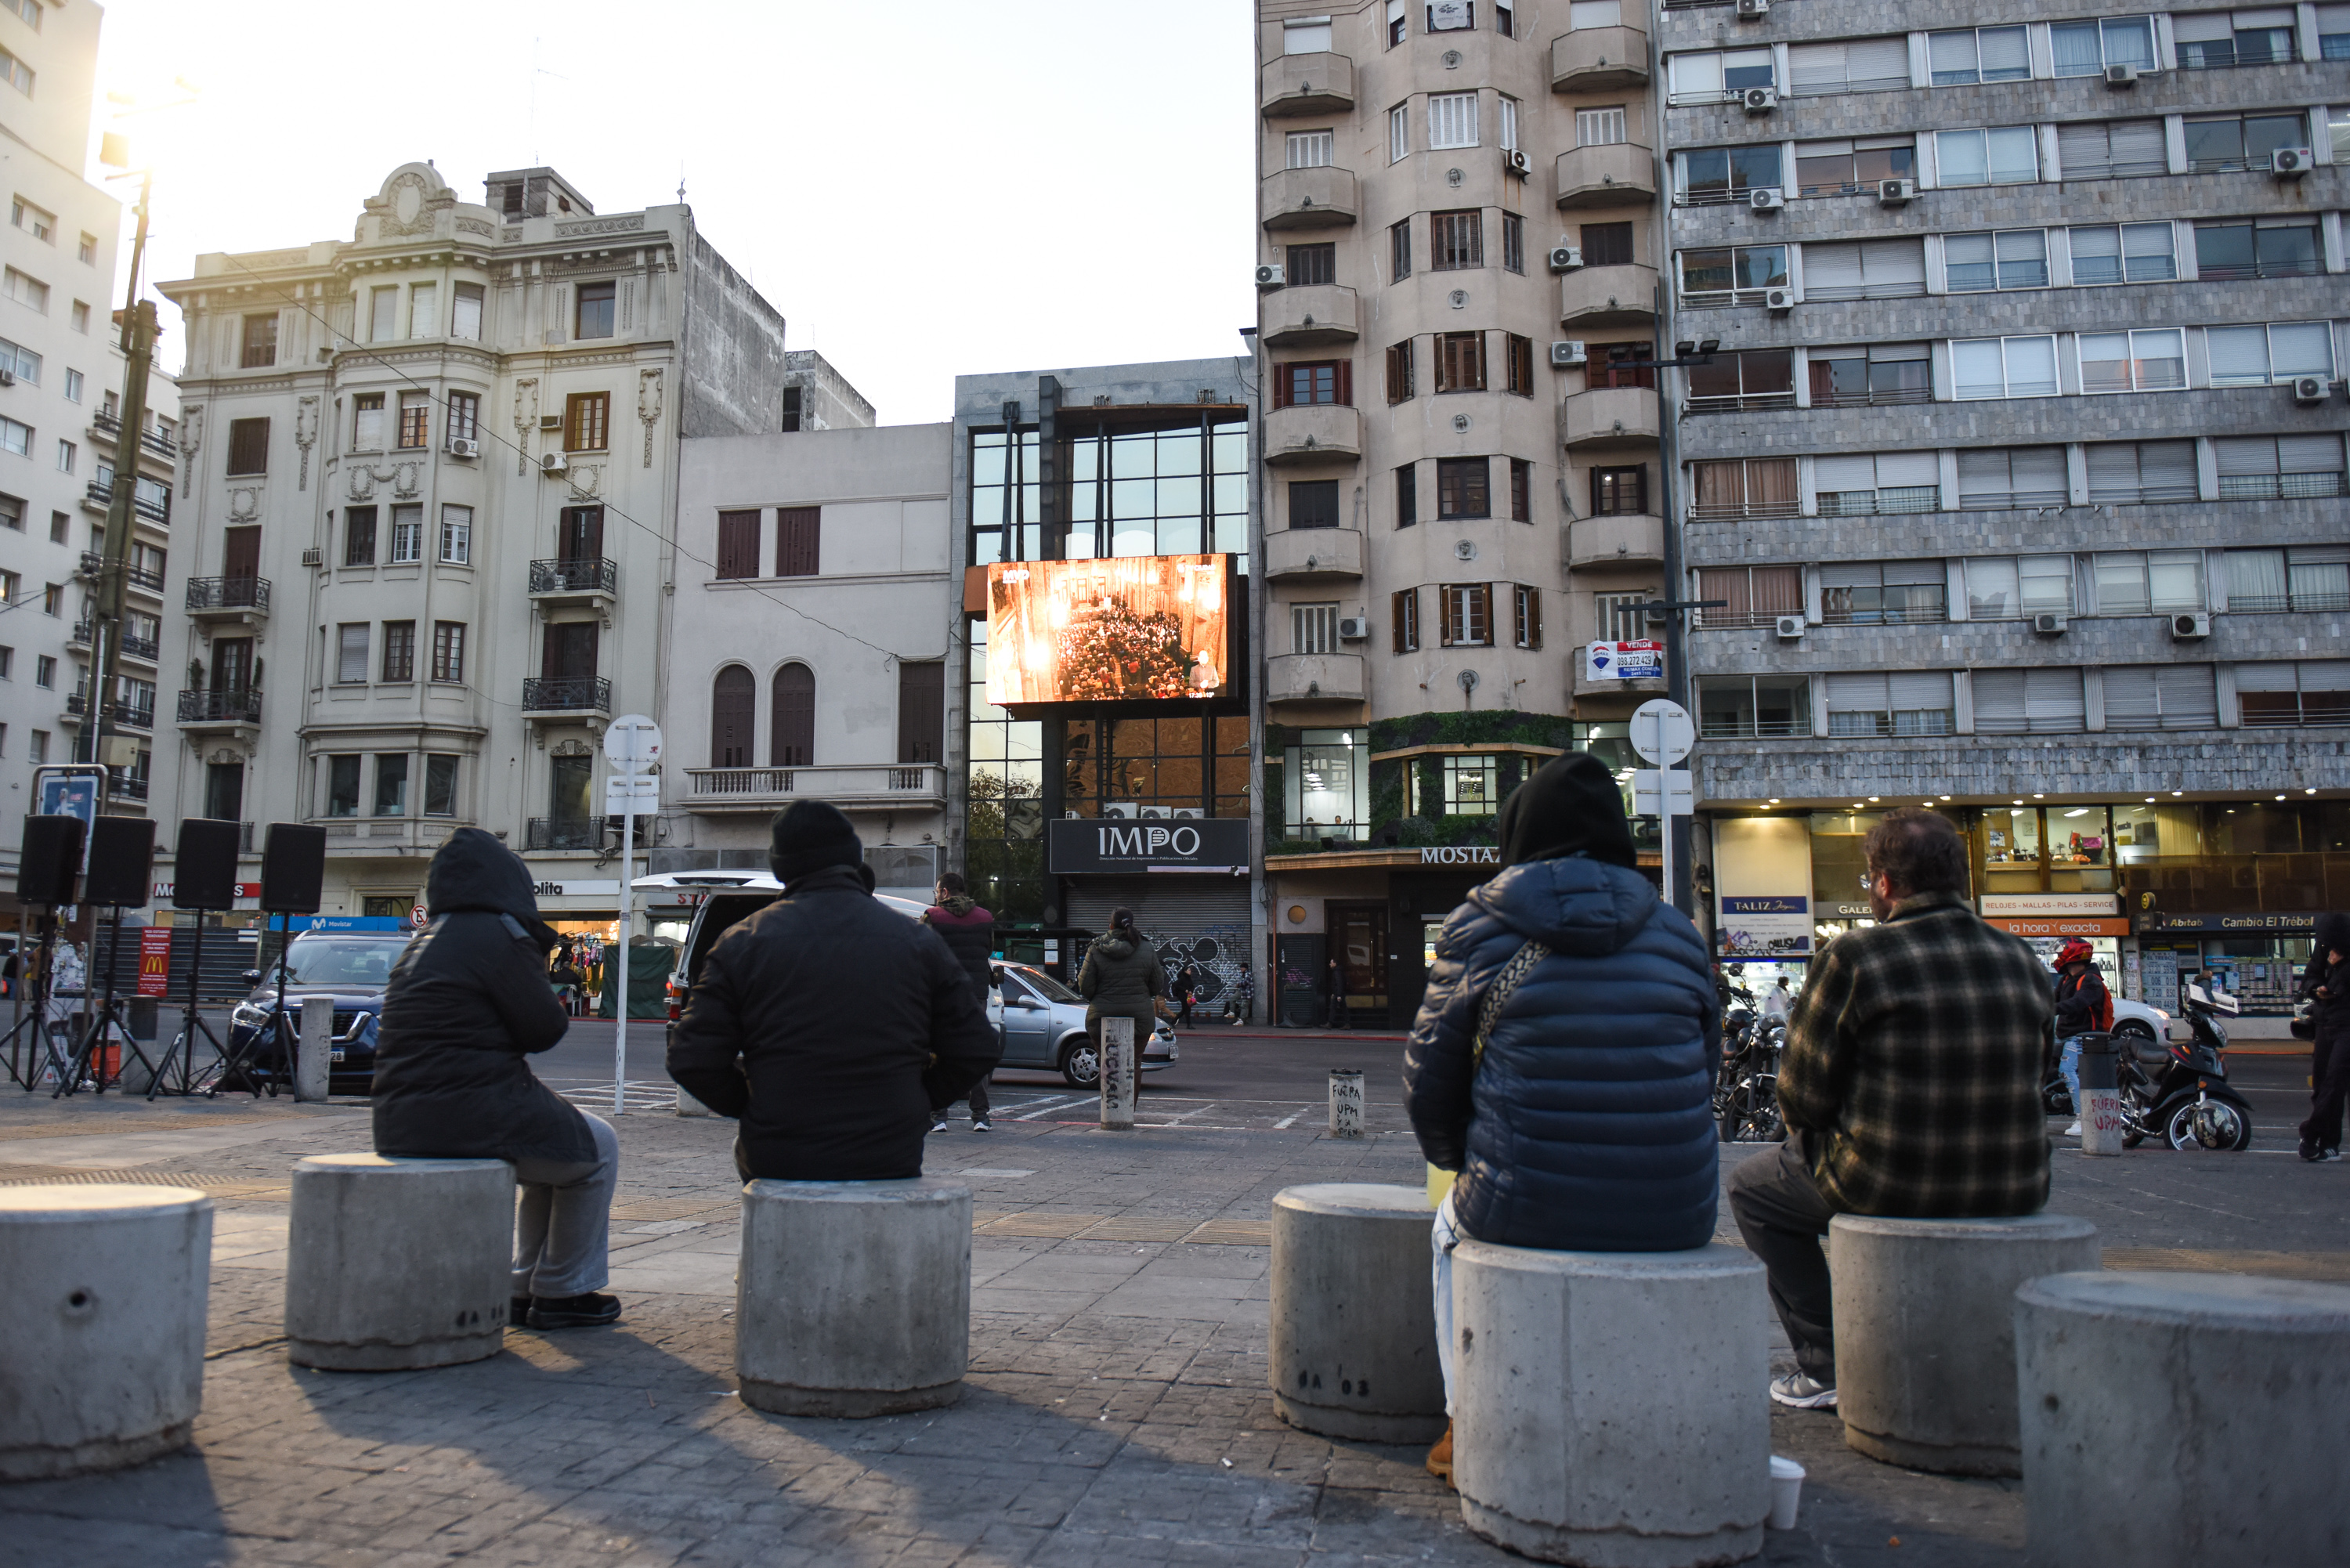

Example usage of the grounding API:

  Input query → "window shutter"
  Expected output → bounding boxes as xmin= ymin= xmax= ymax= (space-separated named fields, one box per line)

xmin=2109 ymin=119 xmax=2166 ymax=174
xmin=1814 ymin=453 xmax=1876 ymax=492
xmin=710 ymin=666 xmax=756 ymax=767
xmin=2011 ymin=446 xmax=2067 ymax=501
xmin=2140 ymin=441 xmax=2197 ymax=499
xmin=1861 ymin=239 xmax=1925 ymax=293
xmin=2057 ymin=121 xmax=2110 ymax=176
xmin=897 ymin=661 xmax=944 ymax=764
xmin=771 ymin=664 xmax=815 ymax=768
xmin=716 ymin=510 xmax=760 ymax=579
xmin=1819 ymin=562 xmax=1880 ymax=591
xmin=2278 ymin=434 xmax=2345 ymax=475
xmin=1271 ymin=369 xmax=1293 ymax=410
xmin=1875 ymin=450 xmax=1939 ymax=489
xmin=1826 ymin=673 xmax=1888 ymax=712
xmin=1471 ymin=583 xmax=1491 ymax=645
xmin=1890 ymin=670 xmax=1950 ymax=710
xmin=2084 ymin=443 xmax=2140 ymax=499
xmin=2102 ymin=665 xmax=2161 ymax=730
xmin=2214 ymin=437 xmax=2277 ymax=476
xmin=1335 ymin=359 xmax=1353 ymax=406
xmin=1845 ymin=38 xmax=1909 ymax=87
xmin=1802 ymin=243 xmax=1864 ymax=297
xmin=1787 ymin=42 xmax=1846 ymax=92
xmin=2025 ymin=667 xmax=2087 ymax=731
xmin=1393 ymin=588 xmax=1413 ymax=652
xmin=1973 ymin=669 xmax=2028 ymax=732
xmin=776 ymin=507 xmax=821 ymax=576
xmin=2157 ymin=664 xmax=2217 ymax=728
xmin=1438 ymin=585 xmax=1458 ymax=647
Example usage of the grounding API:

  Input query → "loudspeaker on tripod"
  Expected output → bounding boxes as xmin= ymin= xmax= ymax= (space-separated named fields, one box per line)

xmin=172 ymin=818 xmax=243 ymax=912
xmin=85 ymin=816 xmax=157 ymax=908
xmin=259 ymin=823 xmax=327 ymax=915
xmin=16 ymin=815 xmax=85 ymax=905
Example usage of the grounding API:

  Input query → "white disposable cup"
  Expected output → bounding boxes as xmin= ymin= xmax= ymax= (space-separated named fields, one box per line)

xmin=1768 ymin=1454 xmax=1806 ymax=1530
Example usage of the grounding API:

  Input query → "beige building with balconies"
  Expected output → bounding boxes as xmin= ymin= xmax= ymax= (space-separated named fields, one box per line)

xmin=1253 ymin=0 xmax=1667 ymax=1028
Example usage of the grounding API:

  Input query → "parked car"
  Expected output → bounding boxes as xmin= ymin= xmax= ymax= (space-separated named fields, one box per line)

xmin=230 ymin=930 xmax=414 ymax=1095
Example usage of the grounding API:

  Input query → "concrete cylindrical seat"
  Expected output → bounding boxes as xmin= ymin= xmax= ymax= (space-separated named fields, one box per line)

xmin=285 ymin=1154 xmax=515 ymax=1371
xmin=2016 ymin=1270 xmax=2350 ymax=1564
xmin=1830 ymin=1212 xmax=2099 ymax=1477
xmin=737 ymin=1177 xmax=971 ymax=1418
xmin=1452 ymin=1240 xmax=1770 ymax=1568
xmin=0 ymin=1183 xmax=212 ymax=1480
xmin=1271 ymin=1183 xmax=1445 ymax=1442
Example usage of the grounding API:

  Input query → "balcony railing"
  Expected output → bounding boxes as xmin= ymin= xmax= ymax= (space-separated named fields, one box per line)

xmin=66 ymin=694 xmax=154 ymax=730
xmin=684 ymin=763 xmax=948 ymax=804
xmin=521 ymin=676 xmax=611 ymax=714
xmin=178 ymin=688 xmax=263 ymax=724
xmin=108 ymin=774 xmax=150 ymax=801
xmin=92 ymin=407 xmax=178 ymax=458
xmin=186 ymin=576 xmax=271 ymax=612
xmin=526 ymin=818 xmax=606 ymax=851
xmin=83 ymin=479 xmax=169 ymax=523
xmin=529 ymin=558 xmax=618 ymax=595
xmin=69 ymin=620 xmax=160 ymax=659
xmin=81 ymin=553 xmax=167 ymax=594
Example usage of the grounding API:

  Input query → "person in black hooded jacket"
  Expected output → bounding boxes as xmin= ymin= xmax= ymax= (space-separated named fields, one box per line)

xmin=373 ymin=827 xmax=622 ymax=1330
xmin=667 ymin=800 xmax=1000 ymax=1180
xmin=2298 ymin=912 xmax=2350 ymax=1162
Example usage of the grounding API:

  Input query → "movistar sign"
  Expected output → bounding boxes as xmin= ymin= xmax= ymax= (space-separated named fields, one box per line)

xmin=1047 ymin=816 xmax=1249 ymax=875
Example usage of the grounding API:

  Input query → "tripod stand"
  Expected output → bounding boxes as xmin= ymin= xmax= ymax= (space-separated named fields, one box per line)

xmin=146 ymin=915 xmax=233 ymax=1099
xmin=0 ymin=912 xmax=61 ymax=1092
xmin=54 ymin=905 xmax=156 ymax=1097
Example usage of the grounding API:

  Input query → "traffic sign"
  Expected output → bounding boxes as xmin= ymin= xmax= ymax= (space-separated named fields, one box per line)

xmin=1630 ymin=699 xmax=1694 ymax=766
xmin=408 ymin=904 xmax=429 ymax=931
xmin=604 ymin=715 xmax=663 ymax=773
xmin=604 ymin=774 xmax=660 ymax=812
xmin=1632 ymin=769 xmax=1694 ymax=818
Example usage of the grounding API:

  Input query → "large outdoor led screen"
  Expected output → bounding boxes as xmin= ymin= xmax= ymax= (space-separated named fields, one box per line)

xmin=985 ymin=555 xmax=1228 ymax=704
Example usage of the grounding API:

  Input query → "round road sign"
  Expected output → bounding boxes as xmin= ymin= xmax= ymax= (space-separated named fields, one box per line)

xmin=604 ymin=714 xmax=663 ymax=773
xmin=1630 ymin=699 xmax=1694 ymax=767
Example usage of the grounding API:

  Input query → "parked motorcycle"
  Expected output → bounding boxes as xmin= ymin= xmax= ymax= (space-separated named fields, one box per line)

xmin=1716 ymin=1002 xmax=1784 ymax=1144
xmin=2118 ymin=977 xmax=2254 ymax=1151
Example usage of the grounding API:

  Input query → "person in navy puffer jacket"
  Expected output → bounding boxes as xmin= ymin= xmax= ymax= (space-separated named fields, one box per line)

xmin=1405 ymin=752 xmax=1720 ymax=1484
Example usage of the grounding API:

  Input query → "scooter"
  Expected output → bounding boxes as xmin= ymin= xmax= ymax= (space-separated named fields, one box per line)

xmin=2119 ymin=977 xmax=2255 ymax=1151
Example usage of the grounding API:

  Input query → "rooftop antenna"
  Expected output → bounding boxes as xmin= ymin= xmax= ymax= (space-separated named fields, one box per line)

xmin=527 ymin=38 xmax=569 ymax=166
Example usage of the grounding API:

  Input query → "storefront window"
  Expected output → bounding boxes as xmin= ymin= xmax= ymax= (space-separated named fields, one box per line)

xmin=1808 ymin=811 xmax=1875 ymax=913
xmin=1067 ymin=714 xmax=1250 ymax=818
xmin=1411 ymin=754 xmax=1502 ymax=817
xmin=965 ymin=622 xmax=1045 ymax=923
xmin=1981 ymin=804 xmax=2116 ymax=892
xmin=1286 ymin=728 xmax=1369 ymax=839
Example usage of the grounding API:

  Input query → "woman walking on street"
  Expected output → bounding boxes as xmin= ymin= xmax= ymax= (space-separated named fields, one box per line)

xmin=2298 ymin=914 xmax=2349 ymax=1162
xmin=1079 ymin=911 xmax=1164 ymax=1085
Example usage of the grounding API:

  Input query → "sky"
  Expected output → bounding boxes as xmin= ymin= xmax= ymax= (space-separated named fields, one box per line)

xmin=91 ymin=0 xmax=1259 ymax=425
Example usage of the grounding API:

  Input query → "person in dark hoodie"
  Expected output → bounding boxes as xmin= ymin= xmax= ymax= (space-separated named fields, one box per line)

xmin=2298 ymin=913 xmax=2350 ymax=1162
xmin=922 ymin=871 xmax=998 ymax=1133
xmin=668 ymin=800 xmax=1000 ymax=1180
xmin=1078 ymin=909 xmax=1166 ymax=1085
xmin=373 ymin=828 xmax=622 ymax=1331
xmin=1405 ymin=753 xmax=1719 ymax=1485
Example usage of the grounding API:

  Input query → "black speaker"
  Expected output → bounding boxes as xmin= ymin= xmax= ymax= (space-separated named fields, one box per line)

xmin=259 ymin=823 xmax=327 ymax=915
xmin=16 ymin=815 xmax=85 ymax=905
xmin=85 ymin=816 xmax=157 ymax=907
xmin=172 ymin=818 xmax=243 ymax=912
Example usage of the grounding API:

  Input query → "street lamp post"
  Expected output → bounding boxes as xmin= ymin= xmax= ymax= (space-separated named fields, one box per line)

xmin=81 ymin=159 xmax=159 ymax=793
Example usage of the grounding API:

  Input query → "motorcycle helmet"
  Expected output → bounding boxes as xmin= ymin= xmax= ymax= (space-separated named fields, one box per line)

xmin=2052 ymin=938 xmax=2093 ymax=970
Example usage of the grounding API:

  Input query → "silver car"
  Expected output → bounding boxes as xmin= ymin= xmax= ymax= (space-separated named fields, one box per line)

xmin=988 ymin=961 xmax=1178 ymax=1088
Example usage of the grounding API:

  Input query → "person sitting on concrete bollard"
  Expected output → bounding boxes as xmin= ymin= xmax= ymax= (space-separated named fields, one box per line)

xmin=1077 ymin=909 xmax=1164 ymax=1080
xmin=1728 ymin=807 xmax=2052 ymax=1411
xmin=373 ymin=827 xmax=624 ymax=1331
xmin=667 ymin=800 xmax=999 ymax=1181
xmin=2296 ymin=915 xmax=2348 ymax=1162
xmin=1405 ymin=753 xmax=1720 ymax=1485
xmin=921 ymin=872 xmax=999 ymax=1133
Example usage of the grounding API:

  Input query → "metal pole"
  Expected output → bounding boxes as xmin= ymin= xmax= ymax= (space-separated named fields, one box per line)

xmin=613 ymin=803 xmax=631 ymax=1117
xmin=85 ymin=168 xmax=157 ymax=793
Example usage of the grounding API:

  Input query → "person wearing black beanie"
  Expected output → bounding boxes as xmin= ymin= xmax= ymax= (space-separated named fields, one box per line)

xmin=768 ymin=799 xmax=873 ymax=888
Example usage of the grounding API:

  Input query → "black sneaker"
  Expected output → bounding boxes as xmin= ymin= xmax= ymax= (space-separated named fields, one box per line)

xmin=510 ymin=1295 xmax=533 ymax=1326
xmin=528 ymin=1292 xmax=622 ymax=1330
xmin=2302 ymin=1139 xmax=2323 ymax=1163
xmin=972 ymin=1118 xmax=992 ymax=1132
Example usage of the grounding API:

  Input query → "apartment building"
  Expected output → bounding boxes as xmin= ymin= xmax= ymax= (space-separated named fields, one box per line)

xmin=0 ymin=0 xmax=179 ymax=898
xmin=150 ymin=163 xmax=791 ymax=930
xmin=1658 ymin=2 xmax=2350 ymax=1017
xmin=1254 ymin=0 xmax=1668 ymax=1026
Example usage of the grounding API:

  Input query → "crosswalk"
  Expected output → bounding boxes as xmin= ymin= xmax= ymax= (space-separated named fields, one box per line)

xmin=543 ymin=1078 xmax=1405 ymax=1133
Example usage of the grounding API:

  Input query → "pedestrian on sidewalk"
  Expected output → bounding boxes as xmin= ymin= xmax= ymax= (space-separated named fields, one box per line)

xmin=1762 ymin=974 xmax=1793 ymax=1024
xmin=2296 ymin=914 xmax=2348 ymax=1162
xmin=1325 ymin=956 xmax=1348 ymax=1029
xmin=1727 ymin=809 xmax=2051 ymax=1412
xmin=1077 ymin=910 xmax=1163 ymax=1082
xmin=668 ymin=801 xmax=999 ymax=1181
xmin=1405 ymin=753 xmax=1719 ymax=1487
xmin=1177 ymin=959 xmax=1201 ymax=1028
xmin=922 ymin=872 xmax=998 ymax=1133
xmin=2052 ymin=938 xmax=2113 ymax=1138
xmin=373 ymin=828 xmax=624 ymax=1331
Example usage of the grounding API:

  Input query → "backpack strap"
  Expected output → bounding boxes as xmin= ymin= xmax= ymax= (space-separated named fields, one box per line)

xmin=1472 ymin=940 xmax=1551 ymax=1070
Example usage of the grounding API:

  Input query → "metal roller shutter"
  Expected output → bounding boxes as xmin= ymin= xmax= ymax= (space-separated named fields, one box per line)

xmin=1066 ymin=879 xmax=1255 ymax=1016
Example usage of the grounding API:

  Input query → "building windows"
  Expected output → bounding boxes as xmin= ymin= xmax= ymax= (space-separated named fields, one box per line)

xmin=1821 ymin=562 xmax=1947 ymax=623
xmin=2067 ymin=222 xmax=2175 ymax=284
xmin=1437 ymin=456 xmax=1489 ymax=517
xmin=425 ymin=754 xmax=459 ymax=815
xmin=1814 ymin=452 xmax=1941 ymax=515
xmin=446 ymin=389 xmax=479 ymax=444
xmin=334 ymin=624 xmax=370 ymax=684
xmin=1576 ymin=107 xmax=1628 ymax=146
xmin=1581 ymin=222 xmax=1634 ymax=267
xmin=369 ymin=286 xmax=397 ymax=341
xmin=240 ymin=313 xmax=277 ymax=368
xmin=1390 ymin=218 xmax=1412 ymax=280
xmin=1495 ymin=0 xmax=1513 ymax=36
xmin=452 ymin=283 xmax=483 ymax=341
xmin=34 ymin=652 xmax=52 ymax=685
xmin=45 ymin=510 xmax=63 ymax=541
xmin=1668 ymin=48 xmax=1775 ymax=103
xmin=1498 ymin=93 xmax=1518 ymax=150
xmin=2207 ymin=321 xmax=2334 ymax=386
xmin=1509 ymin=457 xmax=1531 ymax=519
xmin=439 ymin=504 xmax=472 ymax=565
xmin=2 ymin=266 xmax=45 ymax=312
xmin=408 ymin=283 xmax=437 ymax=337
xmin=389 ymin=504 xmax=423 ymax=564
xmin=326 ymin=755 xmax=361 ymax=818
xmin=396 ymin=390 xmax=430 ymax=448
xmin=53 ymin=439 xmax=70 ymax=472
xmin=1688 ymin=457 xmax=1798 ymax=520
xmin=2174 ymin=9 xmax=2298 ymax=68
xmin=352 ymin=392 xmax=385 ymax=450
xmin=1428 ymin=92 xmax=1478 ymax=149
xmin=1595 ymin=591 xmax=1650 ymax=644
xmin=1945 ymin=228 xmax=2051 ymax=293
xmin=1283 ymin=13 xmax=1329 ymax=49
xmin=715 ymin=509 xmax=760 ymax=579
xmin=0 ymin=335 xmax=43 ymax=385
xmin=2077 ymin=330 xmax=2186 ymax=394
xmin=1285 ymin=129 xmax=1335 ymax=169
xmin=1512 ymin=584 xmax=1542 ymax=648
xmin=1395 ymin=463 xmax=1419 ymax=527
xmin=2051 ymin=16 xmax=2157 ymax=74
xmin=1389 ymin=0 xmax=1408 ymax=47
xmin=1386 ymin=338 xmax=1416 ymax=403
xmin=2227 ymin=547 xmax=2350 ymax=612
xmin=780 ymin=386 xmax=804 ymax=432
xmin=1434 ymin=331 xmax=1485 ymax=392
xmin=1274 ymin=360 xmax=1349 ymax=406
xmin=371 ymin=753 xmax=407 ymax=816
xmin=0 ymin=0 xmax=34 ymax=32
xmin=1809 ymin=343 xmax=1930 ymax=407
xmin=1957 ymin=446 xmax=2068 ymax=509
xmin=575 ymin=280 xmax=616 ymax=339
xmin=2214 ymin=434 xmax=2348 ymax=498
xmin=776 ymin=505 xmax=820 ymax=576
xmin=27 ymin=729 xmax=42 ymax=764
xmin=0 ymin=415 xmax=30 ymax=456
xmin=1439 ymin=583 xmax=1491 ymax=645
xmin=1676 ymin=243 xmax=1786 ymax=304
xmin=1289 ymin=479 xmax=1340 ymax=529
xmin=1786 ymin=38 xmax=1910 ymax=95
xmin=1687 ymin=348 xmax=1795 ymax=412
xmin=710 ymin=664 xmax=754 ymax=767
xmin=381 ymin=620 xmax=416 ymax=682
xmin=2084 ymin=440 xmax=2198 ymax=503
xmin=771 ymin=663 xmax=816 ymax=767
xmin=0 ymin=47 xmax=26 ymax=97
xmin=1389 ymin=103 xmax=1410 ymax=163
xmin=2193 ymin=217 xmax=2320 ymax=280
xmin=1287 ymin=729 xmax=1370 ymax=840
xmin=2234 ymin=663 xmax=2349 ymax=728
xmin=1501 ymin=211 xmax=1524 ymax=274
xmin=76 ymin=233 xmax=92 ymax=264
xmin=1952 ymin=336 xmax=2059 ymax=400
xmin=61 ymin=368 xmax=78 ymax=402
xmin=564 ymin=391 xmax=610 ymax=451
xmin=1430 ymin=209 xmax=1482 ymax=269
xmin=1965 ymin=556 xmax=2073 ymax=620
xmin=1828 ymin=671 xmax=1956 ymax=736
xmin=1794 ymin=138 xmax=1915 ymax=197
xmin=343 ymin=507 xmax=377 ymax=567
xmin=1928 ymin=27 xmax=2029 ymax=85
xmin=2325 ymin=5 xmax=2350 ymax=57
xmin=1972 ymin=668 xmax=2088 ymax=734
xmin=2093 ymin=551 xmax=2204 ymax=615
xmin=1287 ymin=241 xmax=1335 ymax=285
xmin=1935 ymin=127 xmax=2038 ymax=186
xmin=1503 ymin=333 xmax=1534 ymax=395
xmin=1417 ymin=754 xmax=1501 ymax=818
xmin=2184 ymin=112 xmax=2312 ymax=172
xmin=1696 ymin=565 xmax=1802 ymax=628
xmin=1697 ymin=676 xmax=1813 ymax=739
xmin=1592 ymin=465 xmax=1646 ymax=515
xmin=1393 ymin=587 xmax=1420 ymax=651
xmin=1291 ymin=602 xmax=1340 ymax=655
xmin=431 ymin=621 xmax=465 ymax=683
xmin=1568 ymin=0 xmax=1619 ymax=23
xmin=212 ymin=416 xmax=268 ymax=481
xmin=2056 ymin=120 xmax=2167 ymax=179
xmin=67 ymin=300 xmax=85 ymax=332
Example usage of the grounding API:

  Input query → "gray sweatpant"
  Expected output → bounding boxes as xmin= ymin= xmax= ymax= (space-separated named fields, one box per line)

xmin=511 ymin=1111 xmax=620 ymax=1299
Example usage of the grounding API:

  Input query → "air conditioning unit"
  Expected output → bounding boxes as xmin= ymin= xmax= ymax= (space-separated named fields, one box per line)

xmin=540 ymin=451 xmax=567 ymax=475
xmin=2103 ymin=63 xmax=2141 ymax=87
xmin=301 ymin=547 xmax=323 ymax=567
xmin=1748 ymin=186 xmax=1785 ymax=212
xmin=1101 ymin=802 xmax=1140 ymax=819
xmin=1551 ymin=339 xmax=1589 ymax=367
xmin=1742 ymin=86 xmax=1779 ymax=114
xmin=0 ymin=368 xmax=14 ymax=387
xmin=1254 ymin=262 xmax=1285 ymax=291
xmin=1734 ymin=0 xmax=1768 ymax=17
xmin=1764 ymin=287 xmax=1795 ymax=313
xmin=538 ymin=414 xmax=562 ymax=430
xmin=2292 ymin=374 xmax=2330 ymax=405
xmin=2270 ymin=146 xmax=2313 ymax=178
xmin=2033 ymin=613 xmax=2070 ymax=635
xmin=1503 ymin=148 xmax=1531 ymax=177
xmin=1548 ymin=244 xmax=1584 ymax=273
xmin=1337 ymin=616 xmax=1371 ymax=641
xmin=1774 ymin=615 xmax=1805 ymax=640
xmin=1170 ymin=807 xmax=1206 ymax=819
xmin=447 ymin=437 xmax=481 ymax=460
xmin=1137 ymin=805 xmax=1174 ymax=820
xmin=1878 ymin=178 xmax=1916 ymax=206
xmin=2171 ymin=612 xmax=2212 ymax=641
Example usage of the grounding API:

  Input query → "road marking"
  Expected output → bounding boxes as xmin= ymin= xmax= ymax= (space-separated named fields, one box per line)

xmin=1273 ymin=1107 xmax=1310 ymax=1129
xmin=1014 ymin=1094 xmax=1088 ymax=1122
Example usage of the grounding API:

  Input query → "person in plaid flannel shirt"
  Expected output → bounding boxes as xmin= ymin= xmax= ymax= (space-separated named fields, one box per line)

xmin=1727 ymin=808 xmax=2053 ymax=1410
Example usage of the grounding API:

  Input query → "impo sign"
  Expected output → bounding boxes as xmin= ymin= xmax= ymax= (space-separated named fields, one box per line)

xmin=1047 ymin=817 xmax=1249 ymax=874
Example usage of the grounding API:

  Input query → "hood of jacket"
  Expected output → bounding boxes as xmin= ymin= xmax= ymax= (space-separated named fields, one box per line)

xmin=2316 ymin=912 xmax=2350 ymax=956
xmin=1092 ymin=934 xmax=1139 ymax=960
xmin=1465 ymin=854 xmax=1660 ymax=958
xmin=426 ymin=827 xmax=557 ymax=947
xmin=938 ymin=895 xmax=978 ymax=918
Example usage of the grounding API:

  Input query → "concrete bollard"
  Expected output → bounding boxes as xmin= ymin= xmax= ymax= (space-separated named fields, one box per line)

xmin=285 ymin=1154 xmax=515 ymax=1371
xmin=1099 ymin=1017 xmax=1135 ymax=1130
xmin=1271 ymin=1183 xmax=1445 ymax=1442
xmin=0 ymin=1183 xmax=212 ymax=1480
xmin=2076 ymin=1036 xmax=2122 ymax=1156
xmin=1327 ymin=1069 xmax=1364 ymax=1138
xmin=295 ymin=995 xmax=333 ymax=1103
xmin=736 ymin=1177 xmax=971 ymax=1418
xmin=2016 ymin=1270 xmax=2350 ymax=1565
xmin=1453 ymin=1241 xmax=1770 ymax=1567
xmin=1830 ymin=1212 xmax=2099 ymax=1476
xmin=676 ymin=1085 xmax=715 ymax=1118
